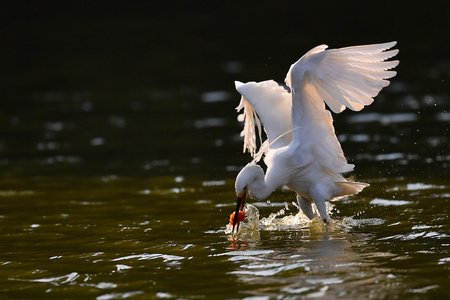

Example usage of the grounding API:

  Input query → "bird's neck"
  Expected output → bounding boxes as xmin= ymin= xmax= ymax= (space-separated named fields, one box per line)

xmin=249 ymin=171 xmax=279 ymax=200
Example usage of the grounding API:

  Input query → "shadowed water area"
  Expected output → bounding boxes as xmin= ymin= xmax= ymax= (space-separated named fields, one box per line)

xmin=1 ymin=2 xmax=449 ymax=299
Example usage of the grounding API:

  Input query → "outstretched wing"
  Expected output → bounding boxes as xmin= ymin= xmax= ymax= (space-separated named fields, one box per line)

xmin=286 ymin=42 xmax=399 ymax=173
xmin=286 ymin=41 xmax=399 ymax=113
xmin=235 ymin=80 xmax=292 ymax=157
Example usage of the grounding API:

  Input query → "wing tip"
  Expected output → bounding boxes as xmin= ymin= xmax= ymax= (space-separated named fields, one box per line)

xmin=391 ymin=60 xmax=400 ymax=68
xmin=379 ymin=41 xmax=397 ymax=51
xmin=235 ymin=81 xmax=245 ymax=90
xmin=387 ymin=41 xmax=397 ymax=48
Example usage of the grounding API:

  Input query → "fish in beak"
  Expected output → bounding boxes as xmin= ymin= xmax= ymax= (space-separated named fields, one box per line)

xmin=232 ymin=189 xmax=247 ymax=235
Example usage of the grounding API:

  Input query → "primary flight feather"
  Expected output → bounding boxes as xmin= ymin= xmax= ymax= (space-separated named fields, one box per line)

xmin=231 ymin=42 xmax=399 ymax=231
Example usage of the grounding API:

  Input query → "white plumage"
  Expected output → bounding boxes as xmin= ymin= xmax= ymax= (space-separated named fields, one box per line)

xmin=232 ymin=42 xmax=399 ymax=225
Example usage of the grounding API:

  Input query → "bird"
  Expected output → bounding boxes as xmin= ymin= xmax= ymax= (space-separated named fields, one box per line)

xmin=231 ymin=41 xmax=399 ymax=231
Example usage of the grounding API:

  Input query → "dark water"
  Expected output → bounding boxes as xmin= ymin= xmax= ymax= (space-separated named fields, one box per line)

xmin=1 ymin=2 xmax=449 ymax=299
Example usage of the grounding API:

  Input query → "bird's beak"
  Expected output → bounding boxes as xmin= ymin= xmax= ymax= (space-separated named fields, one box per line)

xmin=232 ymin=190 xmax=247 ymax=234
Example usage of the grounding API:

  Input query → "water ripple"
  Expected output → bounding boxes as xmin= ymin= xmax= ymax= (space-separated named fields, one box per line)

xmin=370 ymin=198 xmax=411 ymax=206
xmin=231 ymin=262 xmax=307 ymax=277
xmin=347 ymin=112 xmax=418 ymax=124
xmin=201 ymin=90 xmax=230 ymax=103
xmin=97 ymin=291 xmax=144 ymax=300
xmin=24 ymin=272 xmax=79 ymax=286
xmin=112 ymin=253 xmax=184 ymax=263
xmin=379 ymin=231 xmax=450 ymax=241
xmin=212 ymin=250 xmax=274 ymax=258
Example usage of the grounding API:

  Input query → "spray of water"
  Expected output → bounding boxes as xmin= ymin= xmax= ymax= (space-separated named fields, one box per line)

xmin=226 ymin=201 xmax=336 ymax=239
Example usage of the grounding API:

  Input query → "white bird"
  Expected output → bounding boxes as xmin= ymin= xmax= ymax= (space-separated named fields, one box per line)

xmin=231 ymin=42 xmax=399 ymax=230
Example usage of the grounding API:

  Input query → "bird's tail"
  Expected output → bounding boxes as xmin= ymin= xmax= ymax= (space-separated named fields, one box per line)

xmin=333 ymin=181 xmax=369 ymax=200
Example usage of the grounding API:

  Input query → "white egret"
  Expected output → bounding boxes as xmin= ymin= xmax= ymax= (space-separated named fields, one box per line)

xmin=231 ymin=42 xmax=399 ymax=231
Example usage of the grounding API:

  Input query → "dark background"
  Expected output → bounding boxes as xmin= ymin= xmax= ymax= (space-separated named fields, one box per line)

xmin=2 ymin=1 xmax=448 ymax=91
xmin=1 ymin=1 xmax=449 ymax=177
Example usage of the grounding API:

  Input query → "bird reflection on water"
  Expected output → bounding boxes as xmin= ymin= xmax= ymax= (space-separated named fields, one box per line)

xmin=221 ymin=207 xmax=399 ymax=298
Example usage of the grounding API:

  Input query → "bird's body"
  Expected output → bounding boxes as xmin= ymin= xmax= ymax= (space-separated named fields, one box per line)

xmin=232 ymin=42 xmax=399 ymax=225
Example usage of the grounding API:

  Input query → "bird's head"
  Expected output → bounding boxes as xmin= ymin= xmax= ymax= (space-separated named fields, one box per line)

xmin=235 ymin=163 xmax=265 ymax=196
xmin=232 ymin=164 xmax=265 ymax=233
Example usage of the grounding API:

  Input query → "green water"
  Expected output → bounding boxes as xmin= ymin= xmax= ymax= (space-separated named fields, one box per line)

xmin=1 ymin=2 xmax=450 ymax=299
xmin=1 ymin=175 xmax=449 ymax=299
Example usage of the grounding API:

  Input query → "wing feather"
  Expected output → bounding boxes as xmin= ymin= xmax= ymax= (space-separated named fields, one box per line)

xmin=333 ymin=41 xmax=397 ymax=54
xmin=312 ymin=81 xmax=345 ymax=113
xmin=296 ymin=83 xmax=355 ymax=173
xmin=235 ymin=80 xmax=292 ymax=158
xmin=236 ymin=95 xmax=262 ymax=157
xmin=345 ymin=49 xmax=399 ymax=63
xmin=286 ymin=42 xmax=399 ymax=174
xmin=287 ymin=41 xmax=399 ymax=113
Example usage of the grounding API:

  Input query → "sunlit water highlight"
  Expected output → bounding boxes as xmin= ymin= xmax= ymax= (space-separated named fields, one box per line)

xmin=1 ymin=174 xmax=448 ymax=299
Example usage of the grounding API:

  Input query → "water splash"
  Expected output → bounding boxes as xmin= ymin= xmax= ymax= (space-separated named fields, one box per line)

xmin=226 ymin=202 xmax=335 ymax=238
xmin=260 ymin=208 xmax=312 ymax=231
xmin=225 ymin=203 xmax=260 ymax=241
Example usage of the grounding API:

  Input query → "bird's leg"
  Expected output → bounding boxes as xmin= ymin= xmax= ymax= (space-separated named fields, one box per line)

xmin=315 ymin=199 xmax=329 ymax=223
xmin=296 ymin=195 xmax=315 ymax=220
xmin=310 ymin=187 xmax=330 ymax=223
